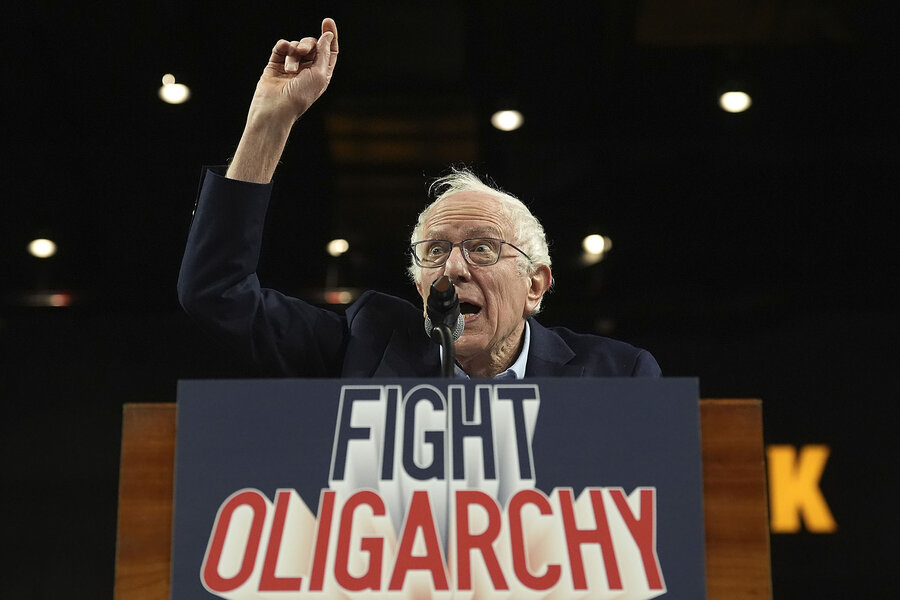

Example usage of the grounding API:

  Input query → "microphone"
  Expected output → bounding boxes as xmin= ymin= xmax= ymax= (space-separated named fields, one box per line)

xmin=423 ymin=275 xmax=465 ymax=342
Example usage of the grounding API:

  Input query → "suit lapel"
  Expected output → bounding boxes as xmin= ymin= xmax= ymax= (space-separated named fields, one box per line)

xmin=372 ymin=328 xmax=441 ymax=377
xmin=525 ymin=318 xmax=584 ymax=377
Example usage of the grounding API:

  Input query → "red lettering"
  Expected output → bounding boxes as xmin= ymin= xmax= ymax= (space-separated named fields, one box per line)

xmin=388 ymin=491 xmax=449 ymax=591
xmin=335 ymin=491 xmax=386 ymax=591
xmin=308 ymin=490 xmax=336 ymax=591
xmin=455 ymin=490 xmax=508 ymax=591
xmin=259 ymin=490 xmax=302 ymax=591
xmin=201 ymin=489 xmax=267 ymax=593
xmin=558 ymin=488 xmax=622 ymax=590
xmin=508 ymin=489 xmax=561 ymax=590
xmin=609 ymin=488 xmax=664 ymax=590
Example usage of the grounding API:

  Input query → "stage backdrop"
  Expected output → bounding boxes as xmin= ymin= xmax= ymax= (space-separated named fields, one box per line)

xmin=172 ymin=377 xmax=705 ymax=599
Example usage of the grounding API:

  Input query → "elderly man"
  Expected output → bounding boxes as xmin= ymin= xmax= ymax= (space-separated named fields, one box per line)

xmin=178 ymin=18 xmax=660 ymax=378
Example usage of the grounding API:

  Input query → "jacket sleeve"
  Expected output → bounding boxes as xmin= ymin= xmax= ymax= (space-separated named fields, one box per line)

xmin=177 ymin=168 xmax=347 ymax=377
xmin=631 ymin=349 xmax=662 ymax=377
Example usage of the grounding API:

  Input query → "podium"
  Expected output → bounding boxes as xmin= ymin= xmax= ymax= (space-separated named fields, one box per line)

xmin=114 ymin=397 xmax=771 ymax=599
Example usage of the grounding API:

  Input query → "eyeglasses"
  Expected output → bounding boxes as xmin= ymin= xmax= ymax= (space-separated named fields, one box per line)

xmin=409 ymin=238 xmax=532 ymax=268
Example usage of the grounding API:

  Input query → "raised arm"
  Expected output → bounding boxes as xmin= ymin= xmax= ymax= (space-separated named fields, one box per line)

xmin=227 ymin=18 xmax=339 ymax=183
xmin=178 ymin=19 xmax=346 ymax=377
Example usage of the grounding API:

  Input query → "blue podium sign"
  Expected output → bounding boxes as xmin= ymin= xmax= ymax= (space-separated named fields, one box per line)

xmin=172 ymin=378 xmax=705 ymax=599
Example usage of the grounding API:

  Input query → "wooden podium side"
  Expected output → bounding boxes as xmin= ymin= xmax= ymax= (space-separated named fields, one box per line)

xmin=700 ymin=399 xmax=772 ymax=599
xmin=115 ymin=404 xmax=176 ymax=600
xmin=114 ymin=399 xmax=771 ymax=599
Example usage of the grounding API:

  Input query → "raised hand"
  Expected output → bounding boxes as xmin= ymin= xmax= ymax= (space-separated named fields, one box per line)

xmin=251 ymin=18 xmax=339 ymax=123
xmin=227 ymin=18 xmax=339 ymax=183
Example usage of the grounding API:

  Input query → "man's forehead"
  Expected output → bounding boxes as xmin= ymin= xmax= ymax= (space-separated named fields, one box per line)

xmin=423 ymin=191 xmax=507 ymax=237
xmin=425 ymin=222 xmax=503 ymax=238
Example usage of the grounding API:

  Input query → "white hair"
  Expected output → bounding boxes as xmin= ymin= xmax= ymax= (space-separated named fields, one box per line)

xmin=408 ymin=167 xmax=553 ymax=313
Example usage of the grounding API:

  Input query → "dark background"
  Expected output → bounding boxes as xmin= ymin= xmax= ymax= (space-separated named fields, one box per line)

xmin=3 ymin=1 xmax=898 ymax=597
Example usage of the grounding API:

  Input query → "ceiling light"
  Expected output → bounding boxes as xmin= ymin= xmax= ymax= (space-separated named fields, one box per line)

xmin=583 ymin=234 xmax=611 ymax=256
xmin=491 ymin=110 xmax=524 ymax=132
xmin=719 ymin=91 xmax=752 ymax=113
xmin=159 ymin=74 xmax=191 ymax=104
xmin=28 ymin=238 xmax=57 ymax=258
xmin=327 ymin=239 xmax=350 ymax=257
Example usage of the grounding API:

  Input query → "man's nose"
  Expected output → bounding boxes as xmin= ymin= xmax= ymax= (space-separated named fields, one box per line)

xmin=443 ymin=245 xmax=470 ymax=281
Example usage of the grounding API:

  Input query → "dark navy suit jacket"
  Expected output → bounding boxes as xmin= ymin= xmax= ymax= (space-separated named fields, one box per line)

xmin=177 ymin=169 xmax=661 ymax=378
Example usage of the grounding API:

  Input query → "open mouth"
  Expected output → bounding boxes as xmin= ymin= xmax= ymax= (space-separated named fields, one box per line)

xmin=459 ymin=302 xmax=482 ymax=319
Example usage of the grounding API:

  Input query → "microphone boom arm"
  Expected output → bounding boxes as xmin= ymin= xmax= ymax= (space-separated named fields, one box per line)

xmin=430 ymin=324 xmax=456 ymax=378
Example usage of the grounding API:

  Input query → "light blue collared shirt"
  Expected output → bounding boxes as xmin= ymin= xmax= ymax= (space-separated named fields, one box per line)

xmin=447 ymin=320 xmax=531 ymax=380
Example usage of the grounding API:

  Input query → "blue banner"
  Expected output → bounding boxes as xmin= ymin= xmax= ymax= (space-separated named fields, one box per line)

xmin=172 ymin=377 xmax=705 ymax=599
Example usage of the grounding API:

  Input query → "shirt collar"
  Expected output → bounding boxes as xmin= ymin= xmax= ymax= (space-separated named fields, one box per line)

xmin=450 ymin=320 xmax=531 ymax=380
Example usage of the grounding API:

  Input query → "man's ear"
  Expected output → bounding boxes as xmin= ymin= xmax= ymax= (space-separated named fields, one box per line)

xmin=524 ymin=265 xmax=552 ymax=314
